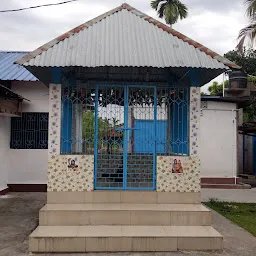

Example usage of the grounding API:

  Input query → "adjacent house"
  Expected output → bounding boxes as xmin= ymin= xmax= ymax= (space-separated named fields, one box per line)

xmin=0 ymin=51 xmax=48 ymax=193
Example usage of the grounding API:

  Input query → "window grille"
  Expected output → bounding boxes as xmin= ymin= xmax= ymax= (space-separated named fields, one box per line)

xmin=10 ymin=112 xmax=49 ymax=149
xmin=61 ymin=81 xmax=96 ymax=155
xmin=156 ymin=87 xmax=189 ymax=155
xmin=60 ymin=81 xmax=189 ymax=156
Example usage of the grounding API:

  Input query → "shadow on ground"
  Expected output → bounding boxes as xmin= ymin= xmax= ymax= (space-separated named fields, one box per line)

xmin=0 ymin=193 xmax=46 ymax=256
xmin=0 ymin=192 xmax=256 ymax=256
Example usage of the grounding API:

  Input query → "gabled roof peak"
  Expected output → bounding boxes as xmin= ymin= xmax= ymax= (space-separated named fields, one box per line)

xmin=120 ymin=3 xmax=133 ymax=9
xmin=16 ymin=3 xmax=240 ymax=70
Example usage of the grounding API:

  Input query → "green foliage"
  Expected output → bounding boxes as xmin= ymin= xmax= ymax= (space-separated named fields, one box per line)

xmin=248 ymin=76 xmax=256 ymax=83
xmin=205 ymin=201 xmax=256 ymax=236
xmin=151 ymin=0 xmax=188 ymax=25
xmin=82 ymin=111 xmax=111 ymax=146
xmin=224 ymin=48 xmax=256 ymax=75
xmin=224 ymin=48 xmax=256 ymax=122
xmin=244 ymin=104 xmax=256 ymax=122
xmin=208 ymin=81 xmax=228 ymax=96
xmin=208 ymin=197 xmax=218 ymax=204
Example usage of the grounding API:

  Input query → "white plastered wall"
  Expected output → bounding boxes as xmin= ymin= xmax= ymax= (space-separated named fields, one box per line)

xmin=0 ymin=116 xmax=10 ymax=190
xmin=200 ymin=101 xmax=237 ymax=178
xmin=7 ymin=81 xmax=49 ymax=184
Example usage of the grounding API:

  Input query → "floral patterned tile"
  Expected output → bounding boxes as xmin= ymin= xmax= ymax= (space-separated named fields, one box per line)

xmin=47 ymin=155 xmax=94 ymax=192
xmin=190 ymin=87 xmax=200 ymax=156
xmin=48 ymin=84 xmax=61 ymax=156
xmin=157 ymin=156 xmax=200 ymax=193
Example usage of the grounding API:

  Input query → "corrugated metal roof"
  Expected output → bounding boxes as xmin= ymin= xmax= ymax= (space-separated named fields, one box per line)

xmin=16 ymin=3 xmax=240 ymax=70
xmin=0 ymin=51 xmax=37 ymax=81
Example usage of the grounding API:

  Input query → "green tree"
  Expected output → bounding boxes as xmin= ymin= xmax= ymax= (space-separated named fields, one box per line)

xmin=224 ymin=48 xmax=256 ymax=75
xmin=151 ymin=0 xmax=188 ymax=25
xmin=112 ymin=117 xmax=120 ymax=126
xmin=244 ymin=104 xmax=256 ymax=122
xmin=82 ymin=111 xmax=111 ymax=146
xmin=224 ymin=48 xmax=256 ymax=122
xmin=237 ymin=0 xmax=256 ymax=52
xmin=208 ymin=81 xmax=229 ymax=96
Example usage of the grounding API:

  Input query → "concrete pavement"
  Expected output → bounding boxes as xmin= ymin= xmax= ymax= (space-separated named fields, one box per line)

xmin=201 ymin=188 xmax=256 ymax=203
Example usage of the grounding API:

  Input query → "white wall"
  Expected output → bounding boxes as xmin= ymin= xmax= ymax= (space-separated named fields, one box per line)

xmin=7 ymin=81 xmax=49 ymax=184
xmin=0 ymin=116 xmax=10 ymax=190
xmin=200 ymin=101 xmax=237 ymax=178
xmin=12 ymin=81 xmax=49 ymax=112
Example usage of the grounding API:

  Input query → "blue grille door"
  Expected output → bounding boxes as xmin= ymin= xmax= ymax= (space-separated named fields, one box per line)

xmin=94 ymin=85 xmax=156 ymax=190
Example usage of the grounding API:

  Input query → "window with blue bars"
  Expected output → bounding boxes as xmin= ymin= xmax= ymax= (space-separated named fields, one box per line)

xmin=60 ymin=82 xmax=189 ymax=156
xmin=10 ymin=112 xmax=49 ymax=149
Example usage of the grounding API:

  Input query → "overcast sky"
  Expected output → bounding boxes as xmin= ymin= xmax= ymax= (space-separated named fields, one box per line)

xmin=0 ymin=0 xmax=249 ymax=91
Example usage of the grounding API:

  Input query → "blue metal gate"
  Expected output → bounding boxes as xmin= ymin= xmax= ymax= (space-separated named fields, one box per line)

xmin=94 ymin=85 xmax=157 ymax=190
xmin=60 ymin=81 xmax=189 ymax=189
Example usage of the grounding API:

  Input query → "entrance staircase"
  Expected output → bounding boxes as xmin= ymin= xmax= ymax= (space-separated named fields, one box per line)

xmin=29 ymin=191 xmax=223 ymax=252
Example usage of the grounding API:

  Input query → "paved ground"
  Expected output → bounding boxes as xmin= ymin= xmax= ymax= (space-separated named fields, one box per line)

xmin=0 ymin=191 xmax=256 ymax=256
xmin=201 ymin=188 xmax=256 ymax=203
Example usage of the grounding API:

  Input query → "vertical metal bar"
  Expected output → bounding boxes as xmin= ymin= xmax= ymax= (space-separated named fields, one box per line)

xmin=181 ymin=89 xmax=184 ymax=155
xmin=94 ymin=85 xmax=99 ymax=189
xmin=187 ymin=88 xmax=190 ymax=155
xmin=123 ymin=85 xmax=128 ymax=190
xmin=153 ymin=86 xmax=157 ymax=190
xmin=177 ymin=89 xmax=180 ymax=154
xmin=172 ymin=89 xmax=175 ymax=154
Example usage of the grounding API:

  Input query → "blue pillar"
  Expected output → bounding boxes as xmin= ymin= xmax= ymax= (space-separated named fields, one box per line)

xmin=189 ymin=68 xmax=201 ymax=87
xmin=51 ymin=67 xmax=62 ymax=84
xmin=61 ymin=99 xmax=73 ymax=153
xmin=60 ymin=73 xmax=75 ymax=154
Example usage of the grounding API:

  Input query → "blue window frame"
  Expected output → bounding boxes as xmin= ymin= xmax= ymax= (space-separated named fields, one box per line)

xmin=60 ymin=82 xmax=189 ymax=156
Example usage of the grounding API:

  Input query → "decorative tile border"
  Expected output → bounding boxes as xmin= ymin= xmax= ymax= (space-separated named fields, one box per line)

xmin=157 ymin=156 xmax=200 ymax=192
xmin=47 ymin=84 xmax=94 ymax=192
xmin=190 ymin=87 xmax=200 ymax=156
xmin=48 ymin=84 xmax=61 ymax=156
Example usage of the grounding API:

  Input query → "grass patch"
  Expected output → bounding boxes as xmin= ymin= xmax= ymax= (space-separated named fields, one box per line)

xmin=205 ymin=199 xmax=256 ymax=236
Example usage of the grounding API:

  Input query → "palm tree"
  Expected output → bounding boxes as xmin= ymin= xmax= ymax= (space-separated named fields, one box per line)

xmin=151 ymin=0 xmax=188 ymax=26
xmin=237 ymin=0 xmax=256 ymax=52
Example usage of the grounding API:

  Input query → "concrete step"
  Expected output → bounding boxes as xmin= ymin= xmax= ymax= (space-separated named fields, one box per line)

xmin=29 ymin=225 xmax=223 ymax=252
xmin=39 ymin=203 xmax=211 ymax=226
xmin=47 ymin=191 xmax=201 ymax=204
